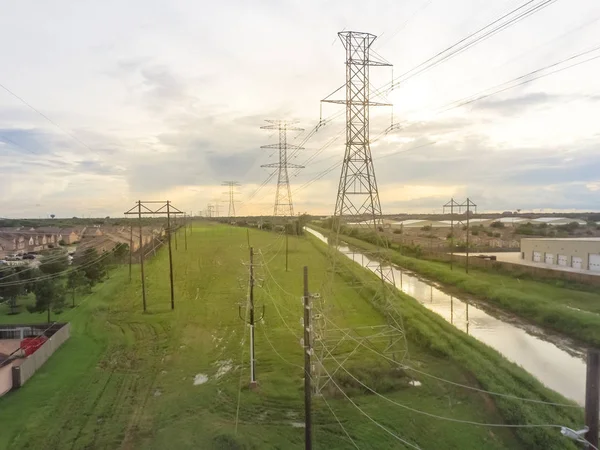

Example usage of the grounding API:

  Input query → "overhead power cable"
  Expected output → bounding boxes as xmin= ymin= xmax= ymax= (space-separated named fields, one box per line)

xmin=319 ymin=313 xmax=578 ymax=408
xmin=0 ymin=247 xmax=118 ymax=287
xmin=243 ymin=0 xmax=562 ymax=214
xmin=314 ymin=355 xmax=422 ymax=449
xmin=372 ymin=0 xmax=560 ymax=98
xmin=0 ymin=82 xmax=105 ymax=159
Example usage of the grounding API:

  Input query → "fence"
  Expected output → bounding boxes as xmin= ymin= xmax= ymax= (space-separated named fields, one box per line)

xmin=0 ymin=326 xmax=47 ymax=340
xmin=11 ymin=323 xmax=71 ymax=388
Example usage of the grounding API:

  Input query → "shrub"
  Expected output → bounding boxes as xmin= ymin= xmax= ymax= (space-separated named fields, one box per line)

xmin=393 ymin=229 xmax=403 ymax=234
xmin=493 ymin=232 xmax=501 ymax=238
xmin=471 ymin=230 xmax=479 ymax=236
xmin=421 ymin=225 xmax=432 ymax=231
xmin=490 ymin=221 xmax=505 ymax=228
xmin=58 ymin=239 xmax=66 ymax=246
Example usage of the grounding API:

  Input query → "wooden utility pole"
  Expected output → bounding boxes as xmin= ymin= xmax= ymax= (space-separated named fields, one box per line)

xmin=249 ymin=247 xmax=256 ymax=386
xmin=443 ymin=198 xmax=459 ymax=270
xmin=247 ymin=228 xmax=250 ymax=248
xmin=128 ymin=224 xmax=133 ymax=281
xmin=138 ymin=201 xmax=147 ymax=312
xmin=586 ymin=349 xmax=600 ymax=449
xmin=166 ymin=201 xmax=175 ymax=310
xmin=125 ymin=200 xmax=184 ymax=312
xmin=303 ymin=266 xmax=312 ymax=450
xmin=184 ymin=214 xmax=188 ymax=251
xmin=459 ymin=198 xmax=477 ymax=274
xmin=174 ymin=215 xmax=178 ymax=250
xmin=285 ymin=232 xmax=289 ymax=272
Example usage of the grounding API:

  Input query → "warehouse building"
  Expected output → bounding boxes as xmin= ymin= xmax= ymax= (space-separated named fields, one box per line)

xmin=520 ymin=238 xmax=600 ymax=272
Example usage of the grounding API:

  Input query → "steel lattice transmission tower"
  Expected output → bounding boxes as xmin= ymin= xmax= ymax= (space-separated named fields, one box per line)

xmin=260 ymin=120 xmax=304 ymax=217
xmin=222 ymin=181 xmax=240 ymax=217
xmin=323 ymin=31 xmax=392 ymax=226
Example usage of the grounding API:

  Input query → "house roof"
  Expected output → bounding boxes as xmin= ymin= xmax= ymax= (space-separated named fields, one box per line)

xmin=35 ymin=227 xmax=62 ymax=233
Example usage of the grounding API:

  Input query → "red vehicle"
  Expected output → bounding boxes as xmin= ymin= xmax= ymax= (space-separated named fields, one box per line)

xmin=20 ymin=336 xmax=48 ymax=356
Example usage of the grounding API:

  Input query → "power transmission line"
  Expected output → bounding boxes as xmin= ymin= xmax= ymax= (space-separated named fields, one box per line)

xmin=260 ymin=120 xmax=304 ymax=217
xmin=0 ymin=82 xmax=106 ymax=159
xmin=222 ymin=181 xmax=240 ymax=217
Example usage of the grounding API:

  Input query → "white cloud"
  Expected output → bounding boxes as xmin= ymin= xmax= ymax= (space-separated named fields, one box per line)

xmin=0 ymin=0 xmax=600 ymax=217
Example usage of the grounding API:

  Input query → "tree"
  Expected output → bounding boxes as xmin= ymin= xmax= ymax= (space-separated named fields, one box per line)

xmin=29 ymin=279 xmax=66 ymax=322
xmin=490 ymin=221 xmax=505 ymax=228
xmin=50 ymin=214 xmax=55 ymax=219
xmin=66 ymin=270 xmax=89 ymax=307
xmin=0 ymin=269 xmax=24 ymax=315
xmin=39 ymin=253 xmax=70 ymax=275
xmin=77 ymin=248 xmax=106 ymax=285
xmin=113 ymin=243 xmax=129 ymax=260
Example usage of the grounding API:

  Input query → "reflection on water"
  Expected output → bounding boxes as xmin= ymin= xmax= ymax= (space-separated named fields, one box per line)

xmin=307 ymin=228 xmax=586 ymax=405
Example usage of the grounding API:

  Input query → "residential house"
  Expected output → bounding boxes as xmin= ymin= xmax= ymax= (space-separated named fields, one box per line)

xmin=0 ymin=235 xmax=16 ymax=257
xmin=36 ymin=227 xmax=62 ymax=246
xmin=59 ymin=228 xmax=80 ymax=245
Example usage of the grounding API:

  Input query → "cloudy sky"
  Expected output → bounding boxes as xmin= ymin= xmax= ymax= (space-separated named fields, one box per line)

xmin=0 ymin=0 xmax=599 ymax=218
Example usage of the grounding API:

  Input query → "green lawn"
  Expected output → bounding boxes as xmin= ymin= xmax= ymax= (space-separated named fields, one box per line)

xmin=312 ymin=225 xmax=600 ymax=347
xmin=0 ymin=224 xmax=582 ymax=449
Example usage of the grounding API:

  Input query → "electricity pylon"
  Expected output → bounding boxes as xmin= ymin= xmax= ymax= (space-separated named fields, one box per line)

xmin=260 ymin=120 xmax=304 ymax=217
xmin=322 ymin=31 xmax=392 ymax=226
xmin=222 ymin=181 xmax=240 ymax=217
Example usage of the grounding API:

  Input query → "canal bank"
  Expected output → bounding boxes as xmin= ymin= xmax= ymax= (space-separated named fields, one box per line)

xmin=306 ymin=227 xmax=586 ymax=405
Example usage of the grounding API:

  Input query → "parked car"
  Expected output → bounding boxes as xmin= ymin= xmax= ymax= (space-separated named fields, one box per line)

xmin=22 ymin=254 xmax=35 ymax=260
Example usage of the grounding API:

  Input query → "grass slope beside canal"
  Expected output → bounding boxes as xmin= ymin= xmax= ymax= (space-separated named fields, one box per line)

xmin=311 ymin=225 xmax=600 ymax=347
xmin=0 ymin=224 xmax=580 ymax=449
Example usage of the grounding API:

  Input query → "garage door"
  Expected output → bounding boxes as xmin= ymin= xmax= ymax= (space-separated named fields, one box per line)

xmin=589 ymin=254 xmax=600 ymax=272
xmin=544 ymin=253 xmax=554 ymax=265
xmin=557 ymin=255 xmax=568 ymax=266
xmin=573 ymin=257 xmax=583 ymax=270
xmin=533 ymin=251 xmax=542 ymax=262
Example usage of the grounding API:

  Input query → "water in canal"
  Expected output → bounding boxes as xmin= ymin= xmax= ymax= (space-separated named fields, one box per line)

xmin=306 ymin=228 xmax=586 ymax=405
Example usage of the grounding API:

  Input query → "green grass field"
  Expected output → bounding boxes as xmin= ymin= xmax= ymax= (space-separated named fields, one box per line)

xmin=312 ymin=225 xmax=600 ymax=347
xmin=0 ymin=224 xmax=583 ymax=449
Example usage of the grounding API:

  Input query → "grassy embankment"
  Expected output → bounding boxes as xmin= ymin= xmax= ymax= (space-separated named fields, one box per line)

xmin=312 ymin=224 xmax=600 ymax=347
xmin=0 ymin=224 xmax=581 ymax=449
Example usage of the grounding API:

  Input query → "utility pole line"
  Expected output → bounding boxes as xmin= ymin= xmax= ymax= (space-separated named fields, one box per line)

xmin=261 ymin=120 xmax=304 ymax=217
xmin=184 ymin=214 xmax=188 ymax=250
xmin=303 ymin=266 xmax=313 ymax=450
xmin=128 ymin=224 xmax=133 ymax=281
xmin=238 ymin=246 xmax=264 ymax=387
xmin=222 ymin=181 xmax=240 ymax=217
xmin=167 ymin=201 xmax=175 ymax=310
xmin=124 ymin=200 xmax=183 ymax=312
xmin=443 ymin=198 xmax=460 ymax=270
xmin=459 ymin=198 xmax=477 ymax=274
xmin=586 ymin=349 xmax=600 ymax=449
xmin=248 ymin=247 xmax=258 ymax=387
xmin=138 ymin=201 xmax=147 ymax=311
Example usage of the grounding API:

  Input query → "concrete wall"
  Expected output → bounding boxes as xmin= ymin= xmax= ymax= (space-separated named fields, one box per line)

xmin=521 ymin=239 xmax=600 ymax=270
xmin=11 ymin=323 xmax=70 ymax=389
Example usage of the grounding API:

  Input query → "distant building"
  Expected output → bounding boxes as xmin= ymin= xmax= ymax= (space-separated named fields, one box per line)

xmin=59 ymin=228 xmax=80 ymax=244
xmin=520 ymin=238 xmax=600 ymax=271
